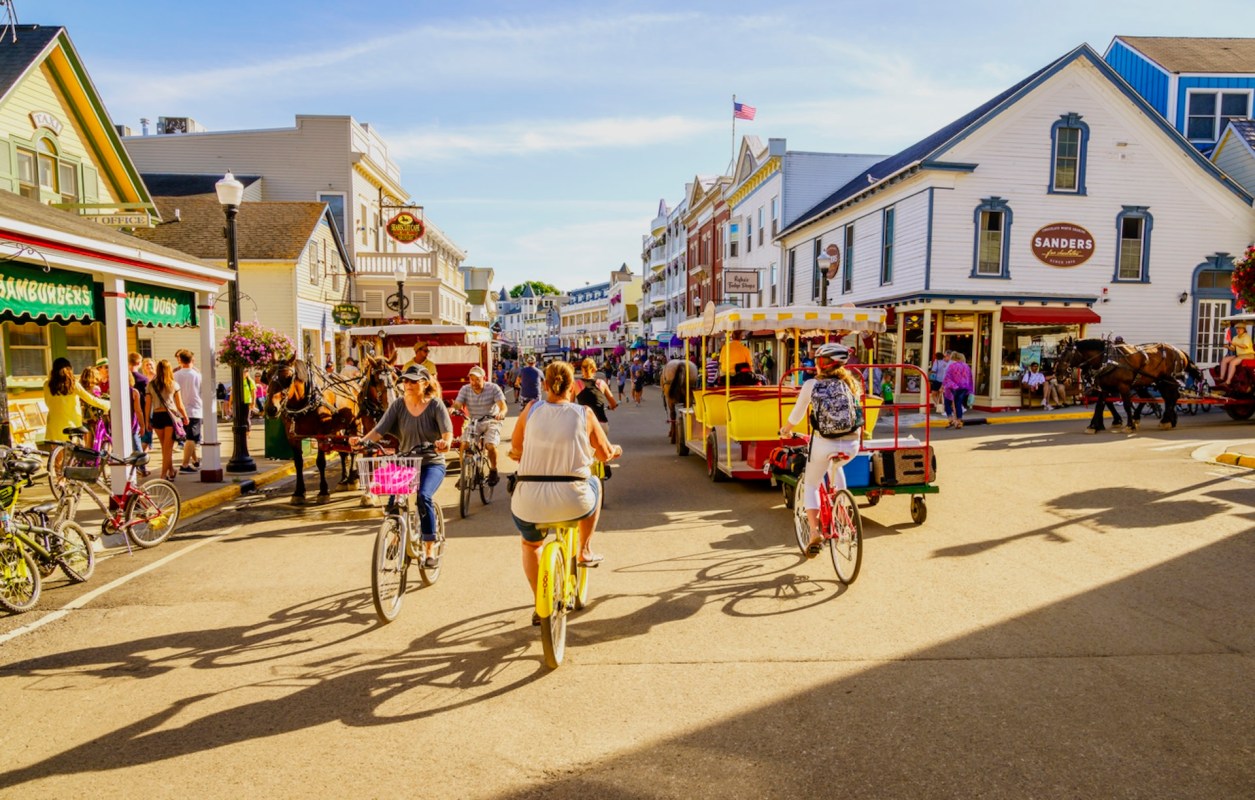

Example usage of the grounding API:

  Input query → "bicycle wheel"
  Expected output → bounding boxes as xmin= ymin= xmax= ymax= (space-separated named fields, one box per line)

xmin=478 ymin=455 xmax=495 ymax=505
xmin=0 ymin=539 xmax=41 ymax=613
xmin=371 ymin=514 xmax=408 ymax=623
xmin=419 ymin=503 xmax=445 ymax=586
xmin=538 ymin=543 xmax=569 ymax=668
xmin=56 ymin=520 xmax=95 ymax=583
xmin=458 ymin=454 xmax=473 ymax=518
xmin=792 ymin=478 xmax=811 ymax=555
xmin=829 ymin=489 xmax=863 ymax=585
xmin=47 ymin=445 xmax=67 ymax=499
xmin=123 ymin=479 xmax=181 ymax=548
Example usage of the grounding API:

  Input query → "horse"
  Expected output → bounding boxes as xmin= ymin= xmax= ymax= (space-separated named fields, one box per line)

xmin=263 ymin=358 xmax=362 ymax=504
xmin=1055 ymin=338 xmax=1201 ymax=433
xmin=355 ymin=353 xmax=398 ymax=436
xmin=659 ymin=358 xmax=700 ymax=443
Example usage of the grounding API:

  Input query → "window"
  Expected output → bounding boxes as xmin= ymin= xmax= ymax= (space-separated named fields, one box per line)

xmin=1049 ymin=113 xmax=1089 ymax=194
xmin=359 ymin=204 xmax=368 ymax=246
xmin=318 ymin=192 xmax=347 ymax=240
xmin=758 ymin=208 xmax=765 ymax=246
xmin=843 ymin=226 xmax=854 ymax=293
xmin=771 ymin=197 xmax=779 ymax=237
xmin=971 ymin=197 xmax=1013 ymax=278
xmin=58 ymin=162 xmax=78 ymax=204
xmin=1187 ymin=91 xmax=1250 ymax=142
xmin=1196 ymin=300 xmax=1229 ymax=365
xmin=812 ymin=239 xmax=823 ymax=301
xmin=881 ymin=207 xmax=895 ymax=285
xmin=770 ymin=262 xmax=777 ymax=305
xmin=745 ymin=216 xmax=752 ymax=253
xmin=16 ymin=147 xmax=36 ymax=199
xmin=1114 ymin=206 xmax=1153 ymax=282
xmin=786 ymin=248 xmax=796 ymax=304
xmin=37 ymin=140 xmax=56 ymax=193
xmin=62 ymin=322 xmax=99 ymax=371
xmin=6 ymin=321 xmax=49 ymax=376
xmin=729 ymin=223 xmax=739 ymax=258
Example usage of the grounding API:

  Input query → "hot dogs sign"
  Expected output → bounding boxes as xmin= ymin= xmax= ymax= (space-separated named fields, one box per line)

xmin=1031 ymin=222 xmax=1095 ymax=268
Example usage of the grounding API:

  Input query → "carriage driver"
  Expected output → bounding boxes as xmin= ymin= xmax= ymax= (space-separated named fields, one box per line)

xmin=452 ymin=365 xmax=508 ymax=486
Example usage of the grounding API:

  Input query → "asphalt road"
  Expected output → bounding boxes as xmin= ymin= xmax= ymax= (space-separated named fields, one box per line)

xmin=1 ymin=389 xmax=1252 ymax=798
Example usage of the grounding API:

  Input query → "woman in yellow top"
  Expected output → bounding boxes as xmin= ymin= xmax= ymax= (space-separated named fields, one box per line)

xmin=42 ymin=357 xmax=109 ymax=442
xmin=1219 ymin=323 xmax=1254 ymax=384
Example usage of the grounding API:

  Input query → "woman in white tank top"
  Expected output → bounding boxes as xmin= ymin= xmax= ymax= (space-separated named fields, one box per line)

xmin=510 ymin=361 xmax=622 ymax=620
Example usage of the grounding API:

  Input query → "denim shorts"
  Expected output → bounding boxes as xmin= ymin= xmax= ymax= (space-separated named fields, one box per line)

xmin=513 ymin=476 xmax=600 ymax=543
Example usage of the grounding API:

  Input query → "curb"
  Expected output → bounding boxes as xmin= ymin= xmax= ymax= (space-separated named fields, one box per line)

xmin=1215 ymin=452 xmax=1255 ymax=470
xmin=918 ymin=411 xmax=1091 ymax=428
xmin=177 ymin=462 xmax=298 ymax=521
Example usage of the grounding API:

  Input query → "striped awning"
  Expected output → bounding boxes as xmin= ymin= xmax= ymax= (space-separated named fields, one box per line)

xmin=676 ymin=304 xmax=887 ymax=338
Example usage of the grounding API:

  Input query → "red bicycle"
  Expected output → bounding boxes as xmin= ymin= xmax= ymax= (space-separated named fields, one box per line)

xmin=792 ymin=450 xmax=863 ymax=584
xmin=55 ymin=446 xmax=181 ymax=549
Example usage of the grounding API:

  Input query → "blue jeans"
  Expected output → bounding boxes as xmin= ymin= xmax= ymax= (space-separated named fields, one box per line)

xmin=416 ymin=462 xmax=446 ymax=541
xmin=952 ymin=389 xmax=970 ymax=421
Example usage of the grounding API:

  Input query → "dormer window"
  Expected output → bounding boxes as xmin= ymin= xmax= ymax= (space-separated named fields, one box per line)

xmin=1049 ymin=113 xmax=1089 ymax=195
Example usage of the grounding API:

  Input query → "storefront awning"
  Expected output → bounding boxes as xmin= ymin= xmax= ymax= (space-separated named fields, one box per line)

xmin=0 ymin=262 xmax=94 ymax=321
xmin=103 ymin=281 xmax=197 ymax=328
xmin=999 ymin=306 xmax=1100 ymax=325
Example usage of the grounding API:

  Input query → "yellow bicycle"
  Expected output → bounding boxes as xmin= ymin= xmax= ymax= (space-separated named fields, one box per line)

xmin=535 ymin=520 xmax=591 ymax=669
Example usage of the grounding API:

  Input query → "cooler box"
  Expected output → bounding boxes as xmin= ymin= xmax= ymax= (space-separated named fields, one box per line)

xmin=845 ymin=453 xmax=872 ymax=488
xmin=871 ymin=446 xmax=936 ymax=486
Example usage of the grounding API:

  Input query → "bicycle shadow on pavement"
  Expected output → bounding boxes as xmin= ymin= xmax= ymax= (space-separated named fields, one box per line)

xmin=0 ymin=597 xmax=547 ymax=789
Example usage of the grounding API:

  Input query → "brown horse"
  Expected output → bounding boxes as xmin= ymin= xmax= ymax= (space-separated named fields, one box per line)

xmin=263 ymin=358 xmax=361 ymax=503
xmin=659 ymin=358 xmax=700 ymax=443
xmin=355 ymin=353 xmax=398 ymax=436
xmin=1055 ymin=338 xmax=1201 ymax=432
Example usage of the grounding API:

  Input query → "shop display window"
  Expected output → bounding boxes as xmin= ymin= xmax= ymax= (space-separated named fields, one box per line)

xmin=5 ymin=321 xmax=48 ymax=376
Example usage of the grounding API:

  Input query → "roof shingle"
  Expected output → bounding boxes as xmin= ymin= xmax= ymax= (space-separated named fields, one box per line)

xmin=131 ymin=196 xmax=327 ymax=261
xmin=1116 ymin=36 xmax=1255 ymax=73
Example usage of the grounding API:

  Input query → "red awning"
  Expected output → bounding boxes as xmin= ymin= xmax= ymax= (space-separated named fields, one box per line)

xmin=999 ymin=306 xmax=1100 ymax=325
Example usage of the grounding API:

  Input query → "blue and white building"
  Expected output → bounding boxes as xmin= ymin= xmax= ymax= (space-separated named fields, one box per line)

xmin=776 ymin=43 xmax=1255 ymax=411
xmin=1104 ymin=37 xmax=1255 ymax=155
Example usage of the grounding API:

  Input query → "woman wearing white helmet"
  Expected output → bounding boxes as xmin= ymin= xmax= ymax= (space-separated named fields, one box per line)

xmin=779 ymin=342 xmax=864 ymax=557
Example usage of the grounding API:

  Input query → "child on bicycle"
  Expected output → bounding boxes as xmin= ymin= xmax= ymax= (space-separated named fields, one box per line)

xmin=778 ymin=342 xmax=863 ymax=558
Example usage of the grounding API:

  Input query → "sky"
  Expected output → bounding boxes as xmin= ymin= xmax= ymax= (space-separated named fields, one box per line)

xmin=37 ymin=0 xmax=1255 ymax=293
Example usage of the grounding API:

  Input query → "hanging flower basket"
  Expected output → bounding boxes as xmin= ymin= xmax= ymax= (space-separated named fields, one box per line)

xmin=1232 ymin=245 xmax=1255 ymax=311
xmin=217 ymin=321 xmax=296 ymax=370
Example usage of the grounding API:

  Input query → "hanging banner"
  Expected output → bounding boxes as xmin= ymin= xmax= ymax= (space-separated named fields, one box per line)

xmin=94 ymin=281 xmax=196 ymax=327
xmin=332 ymin=303 xmax=361 ymax=325
xmin=0 ymin=262 xmax=94 ymax=321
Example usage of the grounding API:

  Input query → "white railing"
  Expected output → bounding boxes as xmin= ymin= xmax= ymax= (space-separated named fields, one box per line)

xmin=356 ymin=252 xmax=434 ymax=277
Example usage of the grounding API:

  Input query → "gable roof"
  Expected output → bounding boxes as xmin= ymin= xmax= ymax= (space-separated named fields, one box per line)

xmin=1113 ymin=36 xmax=1255 ymax=74
xmin=132 ymin=196 xmax=332 ymax=261
xmin=0 ymin=25 xmax=155 ymax=210
xmin=1223 ymin=118 xmax=1255 ymax=152
xmin=141 ymin=173 xmax=262 ymax=198
xmin=782 ymin=44 xmax=1253 ymax=237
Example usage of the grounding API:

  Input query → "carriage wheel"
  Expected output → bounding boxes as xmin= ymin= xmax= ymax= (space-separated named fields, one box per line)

xmin=1223 ymin=400 xmax=1255 ymax=421
xmin=705 ymin=433 xmax=726 ymax=482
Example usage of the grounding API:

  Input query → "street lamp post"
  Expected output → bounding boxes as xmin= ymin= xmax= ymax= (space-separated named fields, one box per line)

xmin=386 ymin=266 xmax=409 ymax=317
xmin=216 ymin=172 xmax=256 ymax=473
xmin=816 ymin=246 xmax=840 ymax=307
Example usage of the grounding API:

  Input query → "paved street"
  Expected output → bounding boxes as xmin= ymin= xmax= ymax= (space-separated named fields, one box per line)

xmin=1 ymin=387 xmax=1252 ymax=798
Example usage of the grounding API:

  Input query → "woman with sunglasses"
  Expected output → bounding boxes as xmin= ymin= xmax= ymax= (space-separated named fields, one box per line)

xmin=359 ymin=364 xmax=453 ymax=567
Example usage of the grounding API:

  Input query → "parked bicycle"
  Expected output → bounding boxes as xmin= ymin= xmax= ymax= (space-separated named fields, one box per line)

xmin=46 ymin=419 xmax=113 ymax=499
xmin=792 ymin=451 xmax=863 ymax=585
xmin=455 ymin=413 xmax=497 ymax=518
xmin=533 ymin=517 xmax=591 ymax=669
xmin=0 ymin=446 xmax=95 ymax=614
xmin=49 ymin=443 xmax=180 ymax=549
xmin=359 ymin=443 xmax=447 ymax=623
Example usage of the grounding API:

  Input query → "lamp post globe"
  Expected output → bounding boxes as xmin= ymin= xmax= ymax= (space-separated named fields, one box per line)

xmin=216 ymin=171 xmax=256 ymax=473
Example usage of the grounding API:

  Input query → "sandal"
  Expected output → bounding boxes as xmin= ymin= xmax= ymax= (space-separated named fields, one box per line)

xmin=805 ymin=535 xmax=824 ymax=558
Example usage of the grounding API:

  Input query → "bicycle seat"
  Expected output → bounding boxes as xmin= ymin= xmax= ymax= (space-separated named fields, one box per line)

xmin=114 ymin=451 xmax=150 ymax=466
xmin=5 ymin=457 xmax=41 ymax=476
xmin=27 ymin=501 xmax=56 ymax=516
xmin=63 ymin=426 xmax=89 ymax=437
xmin=827 ymin=452 xmax=854 ymax=463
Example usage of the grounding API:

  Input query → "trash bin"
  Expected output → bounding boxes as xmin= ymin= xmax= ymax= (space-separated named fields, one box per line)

xmin=265 ymin=416 xmax=294 ymax=459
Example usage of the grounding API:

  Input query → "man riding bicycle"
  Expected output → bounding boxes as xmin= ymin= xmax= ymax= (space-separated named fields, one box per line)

xmin=452 ymin=365 xmax=507 ymax=486
xmin=778 ymin=342 xmax=864 ymax=558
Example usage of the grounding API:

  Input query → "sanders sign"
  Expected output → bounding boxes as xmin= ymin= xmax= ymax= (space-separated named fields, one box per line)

xmin=385 ymin=212 xmax=425 ymax=244
xmin=1031 ymin=222 xmax=1095 ymax=268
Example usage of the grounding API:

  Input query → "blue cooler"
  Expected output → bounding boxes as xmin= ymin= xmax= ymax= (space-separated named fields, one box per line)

xmin=845 ymin=453 xmax=872 ymax=488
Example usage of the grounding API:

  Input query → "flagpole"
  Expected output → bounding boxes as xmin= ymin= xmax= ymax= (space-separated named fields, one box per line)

xmin=731 ymin=93 xmax=737 ymax=169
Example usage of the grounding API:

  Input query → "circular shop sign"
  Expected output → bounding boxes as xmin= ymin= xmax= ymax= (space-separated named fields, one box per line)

xmin=385 ymin=212 xmax=426 ymax=244
xmin=1031 ymin=222 xmax=1095 ymax=268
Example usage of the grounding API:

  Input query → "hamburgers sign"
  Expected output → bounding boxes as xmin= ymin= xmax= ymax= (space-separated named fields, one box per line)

xmin=1031 ymin=222 xmax=1095 ymax=268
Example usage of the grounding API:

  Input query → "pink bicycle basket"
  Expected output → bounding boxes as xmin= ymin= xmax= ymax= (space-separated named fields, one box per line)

xmin=369 ymin=463 xmax=417 ymax=495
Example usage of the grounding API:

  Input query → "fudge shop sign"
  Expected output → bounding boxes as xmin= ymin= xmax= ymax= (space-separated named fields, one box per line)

xmin=1031 ymin=222 xmax=1095 ymax=268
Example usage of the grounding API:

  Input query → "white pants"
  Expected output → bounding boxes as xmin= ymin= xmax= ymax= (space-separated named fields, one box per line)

xmin=803 ymin=435 xmax=860 ymax=510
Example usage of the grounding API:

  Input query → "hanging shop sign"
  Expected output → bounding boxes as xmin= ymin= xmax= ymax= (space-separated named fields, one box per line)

xmin=100 ymin=281 xmax=195 ymax=327
xmin=823 ymin=243 xmax=841 ymax=279
xmin=723 ymin=269 xmax=761 ymax=294
xmin=1031 ymin=222 xmax=1095 ymax=268
xmin=0 ymin=262 xmax=94 ymax=321
xmin=332 ymin=303 xmax=361 ymax=325
xmin=385 ymin=212 xmax=426 ymax=244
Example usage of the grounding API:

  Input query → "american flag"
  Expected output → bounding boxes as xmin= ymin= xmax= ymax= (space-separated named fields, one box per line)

xmin=733 ymin=101 xmax=756 ymax=121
